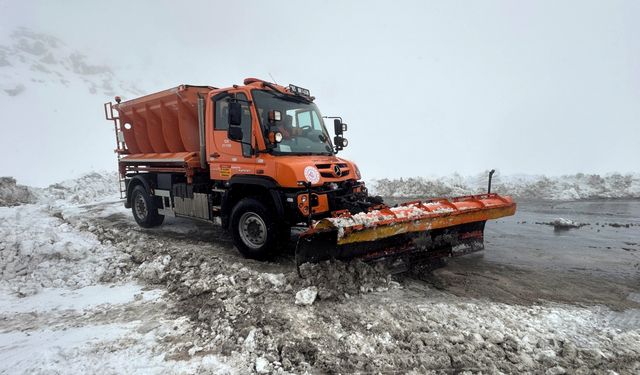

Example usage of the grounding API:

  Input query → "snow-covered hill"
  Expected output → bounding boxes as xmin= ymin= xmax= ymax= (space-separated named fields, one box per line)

xmin=371 ymin=172 xmax=640 ymax=200
xmin=0 ymin=28 xmax=145 ymax=187
xmin=0 ymin=28 xmax=142 ymax=99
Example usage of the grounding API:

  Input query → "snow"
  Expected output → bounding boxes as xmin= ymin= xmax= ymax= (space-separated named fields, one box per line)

xmin=0 ymin=203 xmax=116 ymax=296
xmin=552 ymin=217 xmax=582 ymax=229
xmin=36 ymin=171 xmax=120 ymax=204
xmin=318 ymin=201 xmax=457 ymax=239
xmin=0 ymin=173 xmax=232 ymax=374
xmin=0 ymin=254 xmax=230 ymax=374
xmin=0 ymin=323 xmax=133 ymax=371
xmin=138 ymin=255 xmax=172 ymax=284
xmin=295 ymin=286 xmax=318 ymax=306
xmin=0 ymin=318 xmax=232 ymax=374
xmin=0 ymin=172 xmax=638 ymax=373
xmin=263 ymin=272 xmax=286 ymax=287
xmin=0 ymin=28 xmax=146 ymax=187
xmin=0 ymin=177 xmax=36 ymax=206
xmin=0 ymin=284 xmax=161 ymax=314
xmin=371 ymin=172 xmax=640 ymax=200
xmin=255 ymin=356 xmax=271 ymax=373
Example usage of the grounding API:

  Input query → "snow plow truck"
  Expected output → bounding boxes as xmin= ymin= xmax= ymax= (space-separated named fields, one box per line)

xmin=104 ymin=78 xmax=516 ymax=271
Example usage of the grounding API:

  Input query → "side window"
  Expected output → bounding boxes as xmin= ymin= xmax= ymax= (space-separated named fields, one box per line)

xmin=214 ymin=93 xmax=253 ymax=157
xmin=214 ymin=94 xmax=229 ymax=130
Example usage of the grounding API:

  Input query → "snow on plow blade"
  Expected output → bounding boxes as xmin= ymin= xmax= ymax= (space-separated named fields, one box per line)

xmin=295 ymin=194 xmax=516 ymax=271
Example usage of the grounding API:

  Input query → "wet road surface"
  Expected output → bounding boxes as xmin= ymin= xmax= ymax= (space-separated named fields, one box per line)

xmin=420 ymin=199 xmax=640 ymax=311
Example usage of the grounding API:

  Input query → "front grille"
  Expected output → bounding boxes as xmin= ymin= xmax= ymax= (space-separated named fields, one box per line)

xmin=316 ymin=163 xmax=350 ymax=178
xmin=320 ymin=171 xmax=350 ymax=178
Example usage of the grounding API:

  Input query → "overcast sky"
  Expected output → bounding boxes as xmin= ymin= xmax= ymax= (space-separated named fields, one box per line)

xmin=1 ymin=0 xmax=639 ymax=185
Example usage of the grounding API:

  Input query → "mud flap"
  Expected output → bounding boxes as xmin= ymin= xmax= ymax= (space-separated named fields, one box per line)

xmin=295 ymin=221 xmax=486 ymax=276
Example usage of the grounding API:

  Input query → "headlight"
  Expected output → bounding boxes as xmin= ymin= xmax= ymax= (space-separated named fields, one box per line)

xmin=268 ymin=130 xmax=284 ymax=143
xmin=274 ymin=131 xmax=283 ymax=143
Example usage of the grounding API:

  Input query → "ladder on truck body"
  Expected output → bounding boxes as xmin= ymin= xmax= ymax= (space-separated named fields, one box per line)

xmin=104 ymin=101 xmax=127 ymax=199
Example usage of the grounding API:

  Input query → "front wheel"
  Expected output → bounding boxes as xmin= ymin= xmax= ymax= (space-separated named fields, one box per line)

xmin=230 ymin=198 xmax=277 ymax=260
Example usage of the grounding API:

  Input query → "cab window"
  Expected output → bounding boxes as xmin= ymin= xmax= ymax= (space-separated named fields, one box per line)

xmin=214 ymin=95 xmax=229 ymax=130
xmin=215 ymin=93 xmax=253 ymax=157
xmin=291 ymin=109 xmax=323 ymax=131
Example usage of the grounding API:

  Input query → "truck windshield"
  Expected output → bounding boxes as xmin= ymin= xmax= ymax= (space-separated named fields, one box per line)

xmin=252 ymin=89 xmax=334 ymax=155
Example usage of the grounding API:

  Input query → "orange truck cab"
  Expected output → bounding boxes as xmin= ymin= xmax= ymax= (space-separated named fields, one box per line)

xmin=105 ymin=78 xmax=374 ymax=259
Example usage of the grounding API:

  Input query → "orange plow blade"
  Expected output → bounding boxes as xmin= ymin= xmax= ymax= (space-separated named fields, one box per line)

xmin=295 ymin=194 xmax=516 ymax=272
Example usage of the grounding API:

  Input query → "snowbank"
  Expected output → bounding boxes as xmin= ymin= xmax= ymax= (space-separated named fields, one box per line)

xmin=0 ymin=171 xmax=121 ymax=296
xmin=4 ymin=170 xmax=640 ymax=209
xmin=371 ymin=172 xmax=640 ymax=200
xmin=1 ymin=171 xmax=119 ymax=208
xmin=0 ymin=172 xmax=233 ymax=374
xmin=0 ymin=203 xmax=119 ymax=296
xmin=0 ymin=177 xmax=37 ymax=206
xmin=37 ymin=171 xmax=120 ymax=204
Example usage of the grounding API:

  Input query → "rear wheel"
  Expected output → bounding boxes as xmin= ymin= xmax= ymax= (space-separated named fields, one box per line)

xmin=230 ymin=198 xmax=278 ymax=260
xmin=131 ymin=185 xmax=164 ymax=228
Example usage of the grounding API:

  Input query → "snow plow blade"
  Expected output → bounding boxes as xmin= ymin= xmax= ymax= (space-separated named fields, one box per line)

xmin=295 ymin=194 xmax=516 ymax=272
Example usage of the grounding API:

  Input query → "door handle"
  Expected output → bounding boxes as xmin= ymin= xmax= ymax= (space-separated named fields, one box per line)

xmin=210 ymin=152 xmax=220 ymax=158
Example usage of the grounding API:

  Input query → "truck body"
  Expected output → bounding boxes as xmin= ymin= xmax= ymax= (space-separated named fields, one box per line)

xmin=104 ymin=78 xmax=516 ymax=266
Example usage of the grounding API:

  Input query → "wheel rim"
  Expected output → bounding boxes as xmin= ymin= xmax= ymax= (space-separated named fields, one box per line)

xmin=134 ymin=192 xmax=148 ymax=220
xmin=238 ymin=212 xmax=267 ymax=249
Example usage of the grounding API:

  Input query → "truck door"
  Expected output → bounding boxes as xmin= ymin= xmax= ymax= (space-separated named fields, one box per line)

xmin=210 ymin=91 xmax=256 ymax=179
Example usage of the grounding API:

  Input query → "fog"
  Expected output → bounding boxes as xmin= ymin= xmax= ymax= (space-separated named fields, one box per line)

xmin=1 ymin=0 xmax=639 ymax=186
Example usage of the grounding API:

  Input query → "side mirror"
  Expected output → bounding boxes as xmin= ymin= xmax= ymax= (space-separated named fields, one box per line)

xmin=334 ymin=119 xmax=347 ymax=134
xmin=334 ymin=119 xmax=344 ymax=135
xmin=229 ymin=102 xmax=242 ymax=126
xmin=228 ymin=126 xmax=243 ymax=141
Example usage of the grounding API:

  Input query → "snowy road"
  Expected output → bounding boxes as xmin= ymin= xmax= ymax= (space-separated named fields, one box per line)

xmin=1 ymin=175 xmax=639 ymax=374
xmin=421 ymin=199 xmax=640 ymax=311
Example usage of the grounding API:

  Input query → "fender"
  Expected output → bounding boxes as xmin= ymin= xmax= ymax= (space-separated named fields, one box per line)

xmin=125 ymin=174 xmax=154 ymax=208
xmin=228 ymin=175 xmax=279 ymax=189
xmin=221 ymin=175 xmax=285 ymax=225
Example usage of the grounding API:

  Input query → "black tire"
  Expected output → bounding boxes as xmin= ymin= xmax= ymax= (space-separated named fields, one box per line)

xmin=230 ymin=198 xmax=278 ymax=260
xmin=131 ymin=185 xmax=164 ymax=228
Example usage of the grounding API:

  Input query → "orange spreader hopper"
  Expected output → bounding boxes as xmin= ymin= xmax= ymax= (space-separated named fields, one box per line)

xmin=295 ymin=193 xmax=516 ymax=271
xmin=114 ymin=85 xmax=214 ymax=155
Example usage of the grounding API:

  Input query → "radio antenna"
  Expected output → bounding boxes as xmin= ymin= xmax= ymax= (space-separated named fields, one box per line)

xmin=268 ymin=72 xmax=278 ymax=84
